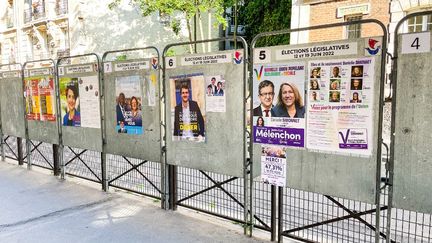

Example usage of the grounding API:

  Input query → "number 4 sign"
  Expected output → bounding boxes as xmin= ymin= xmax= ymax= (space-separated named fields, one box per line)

xmin=401 ymin=32 xmax=431 ymax=54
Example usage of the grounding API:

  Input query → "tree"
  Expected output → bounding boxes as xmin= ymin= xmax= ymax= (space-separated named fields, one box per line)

xmin=108 ymin=0 xmax=234 ymax=53
xmin=238 ymin=0 xmax=292 ymax=47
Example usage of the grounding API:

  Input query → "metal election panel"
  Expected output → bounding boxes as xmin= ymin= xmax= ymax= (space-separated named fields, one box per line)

xmin=164 ymin=49 xmax=251 ymax=178
xmin=103 ymin=58 xmax=160 ymax=162
xmin=392 ymin=30 xmax=432 ymax=213
xmin=0 ymin=65 xmax=26 ymax=138
xmin=57 ymin=62 xmax=102 ymax=152
xmin=252 ymin=38 xmax=383 ymax=203
xmin=23 ymin=62 xmax=59 ymax=145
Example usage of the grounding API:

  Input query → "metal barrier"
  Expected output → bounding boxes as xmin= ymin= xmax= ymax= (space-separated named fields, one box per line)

xmin=56 ymin=54 xmax=104 ymax=184
xmin=0 ymin=63 xmax=25 ymax=164
xmin=102 ymin=47 xmax=163 ymax=201
xmin=251 ymin=19 xmax=388 ymax=242
xmin=0 ymin=15 xmax=431 ymax=242
xmin=387 ymin=10 xmax=432 ymax=243
xmin=162 ymin=37 xmax=263 ymax=235
xmin=22 ymin=59 xmax=59 ymax=172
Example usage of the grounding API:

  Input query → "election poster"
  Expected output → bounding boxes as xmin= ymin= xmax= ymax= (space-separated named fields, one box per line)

xmin=115 ymin=75 xmax=143 ymax=135
xmin=306 ymin=57 xmax=375 ymax=156
xmin=170 ymin=73 xmax=206 ymax=142
xmin=147 ymin=73 xmax=157 ymax=107
xmin=252 ymin=63 xmax=306 ymax=147
xmin=60 ymin=76 xmax=101 ymax=128
xmin=261 ymin=145 xmax=286 ymax=187
xmin=24 ymin=76 xmax=56 ymax=121
xmin=205 ymin=75 xmax=226 ymax=112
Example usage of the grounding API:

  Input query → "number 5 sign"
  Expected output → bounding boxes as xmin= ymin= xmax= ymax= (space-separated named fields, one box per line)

xmin=401 ymin=32 xmax=431 ymax=54
xmin=253 ymin=48 xmax=271 ymax=64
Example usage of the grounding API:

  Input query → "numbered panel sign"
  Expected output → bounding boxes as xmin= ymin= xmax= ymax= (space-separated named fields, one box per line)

xmin=401 ymin=32 xmax=431 ymax=54
xmin=165 ymin=57 xmax=177 ymax=69
xmin=254 ymin=48 xmax=271 ymax=63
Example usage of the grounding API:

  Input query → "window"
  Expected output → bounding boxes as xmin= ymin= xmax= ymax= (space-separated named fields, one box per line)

xmin=6 ymin=0 xmax=14 ymax=28
xmin=345 ymin=15 xmax=362 ymax=39
xmin=407 ymin=14 xmax=432 ymax=33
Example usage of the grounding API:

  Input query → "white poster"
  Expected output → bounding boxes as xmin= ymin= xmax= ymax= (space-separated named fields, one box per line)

xmin=306 ymin=57 xmax=375 ymax=156
xmin=205 ymin=75 xmax=226 ymax=112
xmin=147 ymin=73 xmax=157 ymax=107
xmin=78 ymin=76 xmax=101 ymax=128
xmin=261 ymin=146 xmax=286 ymax=187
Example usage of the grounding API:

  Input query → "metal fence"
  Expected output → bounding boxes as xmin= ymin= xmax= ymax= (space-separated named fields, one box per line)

xmin=2 ymin=129 xmax=432 ymax=243
xmin=63 ymin=147 xmax=101 ymax=183
xmin=2 ymin=14 xmax=432 ymax=242
xmin=2 ymin=136 xmax=19 ymax=161
xmin=107 ymin=155 xmax=161 ymax=199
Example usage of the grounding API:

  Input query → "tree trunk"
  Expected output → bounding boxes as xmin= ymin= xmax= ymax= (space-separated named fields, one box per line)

xmin=186 ymin=17 xmax=194 ymax=53
xmin=208 ymin=11 xmax=211 ymax=52
xmin=198 ymin=11 xmax=206 ymax=53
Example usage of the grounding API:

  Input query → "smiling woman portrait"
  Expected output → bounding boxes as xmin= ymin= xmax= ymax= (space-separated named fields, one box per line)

xmin=271 ymin=83 xmax=305 ymax=118
xmin=63 ymin=83 xmax=81 ymax=126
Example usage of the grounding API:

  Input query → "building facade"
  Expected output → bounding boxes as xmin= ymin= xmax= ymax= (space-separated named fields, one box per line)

xmin=0 ymin=0 xmax=220 ymax=65
xmin=291 ymin=0 xmax=431 ymax=48
xmin=291 ymin=0 xmax=391 ymax=44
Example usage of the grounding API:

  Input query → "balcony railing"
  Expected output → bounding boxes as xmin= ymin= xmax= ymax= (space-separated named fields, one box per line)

xmin=55 ymin=0 xmax=68 ymax=16
xmin=24 ymin=0 xmax=68 ymax=24
xmin=24 ymin=0 xmax=46 ymax=23
xmin=6 ymin=15 xmax=14 ymax=28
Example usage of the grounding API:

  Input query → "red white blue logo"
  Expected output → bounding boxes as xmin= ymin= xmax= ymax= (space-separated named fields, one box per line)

xmin=233 ymin=51 xmax=243 ymax=64
xmin=365 ymin=38 xmax=381 ymax=55
xmin=151 ymin=57 xmax=158 ymax=69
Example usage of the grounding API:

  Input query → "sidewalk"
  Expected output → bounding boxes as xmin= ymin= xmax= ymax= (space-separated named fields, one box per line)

xmin=0 ymin=160 xmax=269 ymax=243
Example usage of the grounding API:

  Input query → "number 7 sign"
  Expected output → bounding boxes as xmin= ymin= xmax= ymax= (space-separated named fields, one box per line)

xmin=401 ymin=32 xmax=431 ymax=54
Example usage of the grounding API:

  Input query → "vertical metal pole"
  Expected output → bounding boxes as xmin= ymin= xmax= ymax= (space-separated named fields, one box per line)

xmin=59 ymin=145 xmax=65 ymax=179
xmin=17 ymin=137 xmax=23 ymax=165
xmin=194 ymin=0 xmax=197 ymax=54
xmin=234 ymin=0 xmax=238 ymax=49
xmin=278 ymin=186 xmax=283 ymax=243
xmin=53 ymin=144 xmax=60 ymax=176
xmin=26 ymin=139 xmax=32 ymax=169
xmin=101 ymin=152 xmax=108 ymax=191
xmin=1 ymin=135 xmax=5 ymax=162
xmin=169 ymin=165 xmax=178 ymax=210
xmin=22 ymin=63 xmax=31 ymax=170
xmin=271 ymin=185 xmax=277 ymax=241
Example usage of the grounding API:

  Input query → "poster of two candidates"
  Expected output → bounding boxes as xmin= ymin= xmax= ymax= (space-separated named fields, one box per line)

xmin=253 ymin=57 xmax=375 ymax=157
xmin=24 ymin=68 xmax=56 ymax=122
xmin=111 ymin=60 xmax=158 ymax=136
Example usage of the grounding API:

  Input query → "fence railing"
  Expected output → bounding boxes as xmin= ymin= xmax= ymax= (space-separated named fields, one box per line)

xmin=1 ymin=13 xmax=432 ymax=243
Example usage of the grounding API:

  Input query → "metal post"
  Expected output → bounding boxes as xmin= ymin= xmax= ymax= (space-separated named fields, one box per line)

xmin=17 ymin=137 xmax=23 ymax=165
xmin=53 ymin=144 xmax=60 ymax=176
xmin=101 ymin=152 xmax=108 ymax=192
xmin=26 ymin=139 xmax=31 ymax=169
xmin=271 ymin=185 xmax=277 ymax=241
xmin=1 ymin=135 xmax=5 ymax=162
xmin=169 ymin=165 xmax=178 ymax=210
xmin=278 ymin=186 xmax=283 ymax=243
xmin=59 ymin=145 xmax=65 ymax=179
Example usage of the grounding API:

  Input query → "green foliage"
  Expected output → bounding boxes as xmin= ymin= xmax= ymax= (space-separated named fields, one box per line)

xmin=239 ymin=0 xmax=292 ymax=47
xmin=108 ymin=0 xmax=235 ymax=35
xmin=115 ymin=54 xmax=128 ymax=61
xmin=165 ymin=49 xmax=176 ymax=56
